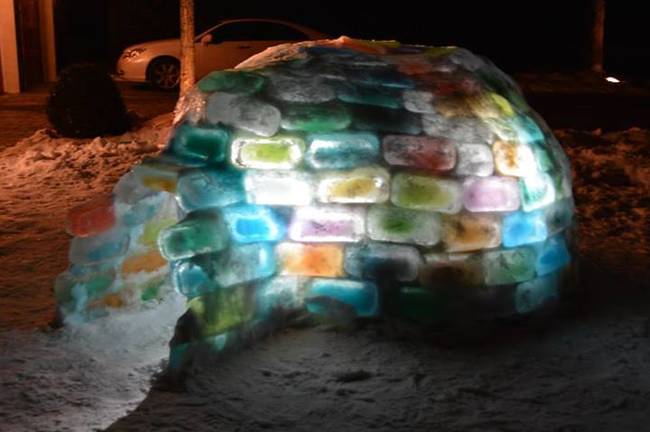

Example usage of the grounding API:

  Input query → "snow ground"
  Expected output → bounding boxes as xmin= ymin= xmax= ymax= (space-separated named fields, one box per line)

xmin=0 ymin=120 xmax=649 ymax=431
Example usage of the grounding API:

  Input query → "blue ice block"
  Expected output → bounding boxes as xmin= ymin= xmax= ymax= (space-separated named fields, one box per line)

xmin=213 ymin=243 xmax=276 ymax=288
xmin=515 ymin=272 xmax=560 ymax=314
xmin=171 ymin=253 xmax=219 ymax=298
xmin=69 ymin=228 xmax=130 ymax=264
xmin=256 ymin=276 xmax=305 ymax=317
xmin=306 ymin=278 xmax=379 ymax=317
xmin=534 ymin=235 xmax=570 ymax=276
xmin=502 ymin=210 xmax=548 ymax=248
xmin=176 ymin=168 xmax=245 ymax=212
xmin=305 ymin=131 xmax=380 ymax=169
xmin=222 ymin=204 xmax=286 ymax=243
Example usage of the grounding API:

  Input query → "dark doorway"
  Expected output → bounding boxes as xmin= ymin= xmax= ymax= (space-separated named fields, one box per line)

xmin=15 ymin=0 xmax=44 ymax=90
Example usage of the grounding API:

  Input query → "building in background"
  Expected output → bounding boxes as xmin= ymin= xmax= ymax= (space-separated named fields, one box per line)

xmin=0 ymin=0 xmax=57 ymax=93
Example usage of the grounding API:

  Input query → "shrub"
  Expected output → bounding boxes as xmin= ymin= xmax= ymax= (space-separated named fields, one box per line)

xmin=46 ymin=63 xmax=131 ymax=138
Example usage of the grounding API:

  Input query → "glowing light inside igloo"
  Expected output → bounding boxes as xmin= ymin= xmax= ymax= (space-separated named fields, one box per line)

xmin=55 ymin=37 xmax=576 ymax=368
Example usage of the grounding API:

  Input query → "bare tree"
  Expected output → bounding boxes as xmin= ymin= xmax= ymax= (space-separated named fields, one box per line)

xmin=179 ymin=0 xmax=195 ymax=95
xmin=591 ymin=0 xmax=605 ymax=73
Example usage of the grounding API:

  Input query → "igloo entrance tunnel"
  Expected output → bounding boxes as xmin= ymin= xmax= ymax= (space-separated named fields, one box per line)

xmin=55 ymin=37 xmax=576 ymax=369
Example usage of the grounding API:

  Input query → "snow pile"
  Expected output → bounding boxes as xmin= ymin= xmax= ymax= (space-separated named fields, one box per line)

xmin=0 ymin=291 xmax=185 ymax=432
xmin=559 ymin=127 xmax=650 ymax=276
xmin=0 ymin=114 xmax=171 ymax=329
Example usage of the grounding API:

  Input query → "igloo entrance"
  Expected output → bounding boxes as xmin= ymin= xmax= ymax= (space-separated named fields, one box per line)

xmin=55 ymin=37 xmax=576 ymax=370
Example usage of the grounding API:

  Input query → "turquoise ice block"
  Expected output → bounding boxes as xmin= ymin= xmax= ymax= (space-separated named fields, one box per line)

xmin=176 ymin=168 xmax=245 ymax=212
xmin=306 ymin=278 xmax=379 ymax=317
xmin=158 ymin=210 xmax=229 ymax=261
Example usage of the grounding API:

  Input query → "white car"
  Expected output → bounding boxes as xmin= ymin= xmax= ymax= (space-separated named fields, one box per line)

xmin=116 ymin=18 xmax=327 ymax=90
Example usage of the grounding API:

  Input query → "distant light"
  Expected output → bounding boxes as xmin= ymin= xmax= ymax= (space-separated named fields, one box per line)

xmin=605 ymin=76 xmax=621 ymax=83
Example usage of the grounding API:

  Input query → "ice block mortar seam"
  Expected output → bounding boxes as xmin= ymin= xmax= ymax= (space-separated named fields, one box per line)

xmin=55 ymin=38 xmax=577 ymax=360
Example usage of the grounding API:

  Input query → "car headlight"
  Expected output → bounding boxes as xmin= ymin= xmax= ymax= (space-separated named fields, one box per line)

xmin=123 ymin=48 xmax=146 ymax=60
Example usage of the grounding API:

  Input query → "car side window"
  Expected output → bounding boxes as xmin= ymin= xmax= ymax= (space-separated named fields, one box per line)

xmin=253 ymin=22 xmax=307 ymax=40
xmin=210 ymin=22 xmax=307 ymax=42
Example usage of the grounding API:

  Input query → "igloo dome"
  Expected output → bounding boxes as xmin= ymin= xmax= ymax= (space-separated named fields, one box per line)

xmin=56 ymin=37 xmax=576 ymax=367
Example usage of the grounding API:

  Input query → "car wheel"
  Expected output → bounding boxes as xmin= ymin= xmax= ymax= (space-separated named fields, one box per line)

xmin=148 ymin=58 xmax=180 ymax=90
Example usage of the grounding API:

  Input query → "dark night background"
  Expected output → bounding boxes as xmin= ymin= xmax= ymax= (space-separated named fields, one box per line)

xmin=53 ymin=0 xmax=649 ymax=75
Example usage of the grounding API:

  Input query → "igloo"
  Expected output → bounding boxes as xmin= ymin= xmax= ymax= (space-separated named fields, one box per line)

xmin=55 ymin=37 xmax=576 ymax=369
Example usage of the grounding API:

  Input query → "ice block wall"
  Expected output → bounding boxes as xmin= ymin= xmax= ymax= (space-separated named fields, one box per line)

xmin=56 ymin=37 xmax=576 ymax=367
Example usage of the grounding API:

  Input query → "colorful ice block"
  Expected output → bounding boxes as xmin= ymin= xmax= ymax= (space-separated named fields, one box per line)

xmin=482 ymin=247 xmax=536 ymax=285
xmin=176 ymin=168 xmax=245 ymax=211
xmin=198 ymin=70 xmax=267 ymax=94
xmin=383 ymin=135 xmax=457 ymax=172
xmin=244 ymin=170 xmax=313 ymax=206
xmin=519 ymin=172 xmax=556 ymax=212
xmin=344 ymin=242 xmax=422 ymax=281
xmin=206 ymin=93 xmax=281 ymax=137
xmin=462 ymin=176 xmax=520 ymax=212
xmin=187 ymin=284 xmax=255 ymax=337
xmin=133 ymin=157 xmax=185 ymax=193
xmin=171 ymin=253 xmax=219 ymax=298
xmin=280 ymin=103 xmax=351 ymax=132
xmin=493 ymin=140 xmax=537 ymax=177
xmin=69 ymin=228 xmax=130 ymax=264
xmin=169 ymin=123 xmax=230 ymax=163
xmin=277 ymin=242 xmax=344 ymax=277
xmin=391 ymin=173 xmax=462 ymax=213
xmin=231 ymin=134 xmax=305 ymax=169
xmin=336 ymin=82 xmax=403 ymax=108
xmin=158 ymin=211 xmax=229 ymax=261
xmin=289 ymin=205 xmax=365 ymax=243
xmin=121 ymin=249 xmax=168 ymax=275
xmin=212 ymin=243 xmax=276 ymax=288
xmin=222 ymin=204 xmax=286 ymax=244
xmin=422 ymin=115 xmax=493 ymax=145
xmin=441 ymin=213 xmax=501 ymax=252
xmin=455 ymin=143 xmax=494 ymax=177
xmin=317 ymin=166 xmax=390 ymax=204
xmin=422 ymin=252 xmax=483 ymax=287
xmin=306 ymin=278 xmax=379 ymax=317
xmin=305 ymin=132 xmax=380 ymax=170
xmin=66 ymin=195 xmax=115 ymax=237
xmin=366 ymin=205 xmax=441 ymax=246
xmin=402 ymin=89 xmax=436 ymax=114
xmin=266 ymin=73 xmax=335 ymax=103
xmin=534 ymin=235 xmax=570 ymax=276
xmin=256 ymin=276 xmax=307 ymax=317
xmin=502 ymin=210 xmax=548 ymax=248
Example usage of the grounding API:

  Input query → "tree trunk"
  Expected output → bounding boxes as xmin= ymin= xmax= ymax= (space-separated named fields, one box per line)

xmin=179 ymin=0 xmax=195 ymax=96
xmin=591 ymin=0 xmax=605 ymax=73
